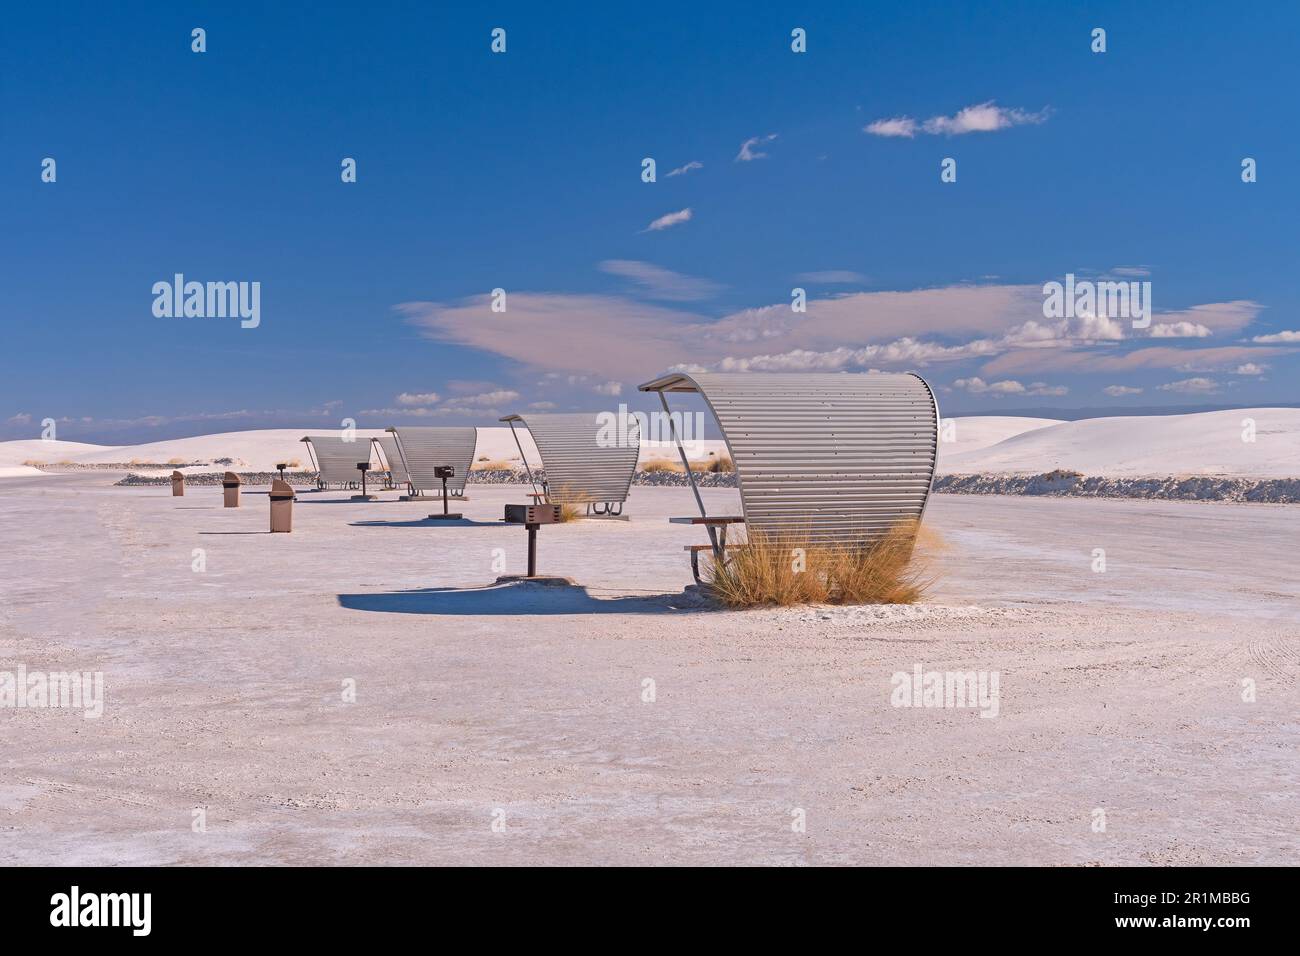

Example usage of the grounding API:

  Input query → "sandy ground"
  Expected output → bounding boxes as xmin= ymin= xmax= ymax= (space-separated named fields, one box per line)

xmin=1 ymin=472 xmax=1296 ymax=866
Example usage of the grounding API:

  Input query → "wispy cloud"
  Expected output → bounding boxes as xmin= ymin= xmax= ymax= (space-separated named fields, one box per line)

xmin=953 ymin=377 xmax=1066 ymax=396
xmin=863 ymin=117 xmax=918 ymax=138
xmin=735 ymin=133 xmax=778 ymax=162
xmin=866 ymin=101 xmax=1050 ymax=138
xmin=396 ymin=391 xmax=440 ymax=406
xmin=1149 ymin=321 xmax=1211 ymax=338
xmin=1103 ymin=385 xmax=1144 ymax=396
xmin=592 ymin=381 xmax=623 ymax=396
xmin=1234 ymin=363 xmax=1267 ymax=375
xmin=1252 ymin=330 xmax=1300 ymax=343
xmin=401 ymin=284 xmax=1283 ymax=389
xmin=1158 ymin=377 xmax=1220 ymax=394
xmin=795 ymin=270 xmax=869 ymax=284
xmin=666 ymin=160 xmax=703 ymax=177
xmin=643 ymin=208 xmax=693 ymax=232
xmin=598 ymin=259 xmax=723 ymax=301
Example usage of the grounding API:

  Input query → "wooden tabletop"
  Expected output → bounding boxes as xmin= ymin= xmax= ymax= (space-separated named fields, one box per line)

xmin=669 ymin=515 xmax=745 ymax=525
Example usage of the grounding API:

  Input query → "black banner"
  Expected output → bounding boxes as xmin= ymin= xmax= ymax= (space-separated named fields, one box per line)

xmin=0 ymin=866 xmax=1286 ymax=942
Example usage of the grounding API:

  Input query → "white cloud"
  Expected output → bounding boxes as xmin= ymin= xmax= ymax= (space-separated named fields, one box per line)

xmin=1234 ymin=363 xmax=1267 ymax=375
xmin=592 ymin=381 xmax=623 ymax=396
xmin=1111 ymin=266 xmax=1152 ymax=277
xmin=445 ymin=389 xmax=519 ymax=408
xmin=598 ymin=259 xmax=722 ymax=301
xmin=1149 ymin=322 xmax=1212 ymax=338
xmin=527 ymin=401 xmax=557 ymax=410
xmin=1152 ymin=300 xmax=1262 ymax=335
xmin=952 ymin=377 xmax=1026 ymax=395
xmin=1158 ymin=377 xmax=1220 ymax=394
xmin=735 ymin=133 xmax=778 ymax=162
xmin=644 ymin=208 xmax=693 ymax=232
xmin=868 ymin=102 xmax=1050 ymax=138
xmin=1103 ymin=385 xmax=1144 ymax=396
xmin=395 ymin=391 xmax=440 ymax=406
xmin=794 ymin=270 xmax=869 ymax=284
xmin=864 ymin=117 xmax=917 ymax=138
xmin=666 ymin=160 xmax=703 ymax=177
xmin=922 ymin=101 xmax=1051 ymax=135
xmin=1252 ymin=330 xmax=1300 ymax=343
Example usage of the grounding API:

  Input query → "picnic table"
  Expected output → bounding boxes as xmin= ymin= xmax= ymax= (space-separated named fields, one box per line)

xmin=670 ymin=515 xmax=746 ymax=583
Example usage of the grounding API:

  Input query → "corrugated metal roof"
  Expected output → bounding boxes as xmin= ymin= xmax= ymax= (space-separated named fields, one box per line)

xmin=371 ymin=435 xmax=409 ymax=485
xmin=385 ymin=427 xmax=478 ymax=494
xmin=638 ymin=372 xmax=938 ymax=545
xmin=300 ymin=435 xmax=373 ymax=486
xmin=501 ymin=412 xmax=640 ymax=505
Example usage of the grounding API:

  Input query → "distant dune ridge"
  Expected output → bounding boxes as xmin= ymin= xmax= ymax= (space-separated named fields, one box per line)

xmin=2 ymin=409 xmax=1297 ymax=482
xmin=937 ymin=408 xmax=1300 ymax=478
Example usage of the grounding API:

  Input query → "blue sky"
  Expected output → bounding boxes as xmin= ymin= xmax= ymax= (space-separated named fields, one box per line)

xmin=4 ymin=1 xmax=1297 ymax=442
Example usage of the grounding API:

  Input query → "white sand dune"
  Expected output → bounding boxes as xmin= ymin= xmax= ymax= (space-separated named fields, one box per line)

xmin=3 ymin=408 xmax=1296 ymax=479
xmin=940 ymin=407 xmax=1300 ymax=477
xmin=0 ymin=438 xmax=112 ymax=467
xmin=935 ymin=416 xmax=1061 ymax=464
xmin=0 ymin=426 xmax=722 ymax=474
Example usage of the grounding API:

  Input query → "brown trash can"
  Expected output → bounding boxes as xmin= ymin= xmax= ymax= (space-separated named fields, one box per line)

xmin=222 ymin=471 xmax=241 ymax=508
xmin=171 ymin=470 xmax=185 ymax=496
xmin=269 ymin=478 xmax=294 ymax=533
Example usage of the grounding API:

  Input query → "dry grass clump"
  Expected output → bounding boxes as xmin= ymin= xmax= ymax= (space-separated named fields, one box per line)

xmin=696 ymin=454 xmax=734 ymax=473
xmin=702 ymin=520 xmax=935 ymax=608
xmin=544 ymin=484 xmax=586 ymax=521
xmin=555 ymin=502 xmax=584 ymax=522
xmin=471 ymin=458 xmax=516 ymax=471
xmin=641 ymin=459 xmax=685 ymax=473
xmin=21 ymin=459 xmax=45 ymax=467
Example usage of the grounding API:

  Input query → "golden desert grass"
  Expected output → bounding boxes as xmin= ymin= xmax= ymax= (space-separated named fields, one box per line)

xmin=471 ymin=458 xmax=517 ymax=471
xmin=702 ymin=520 xmax=939 ymax=608
xmin=640 ymin=459 xmax=685 ymax=473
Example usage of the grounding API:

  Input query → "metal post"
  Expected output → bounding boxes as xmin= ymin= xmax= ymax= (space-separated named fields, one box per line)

xmin=506 ymin=420 xmax=543 ymax=500
xmin=441 ymin=475 xmax=450 ymax=515
xmin=527 ymin=524 xmax=538 ymax=576
xmin=656 ymin=391 xmax=719 ymax=555
xmin=302 ymin=440 xmax=322 ymax=489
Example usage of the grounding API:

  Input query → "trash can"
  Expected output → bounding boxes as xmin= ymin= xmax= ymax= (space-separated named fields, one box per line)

xmin=222 ymin=471 xmax=241 ymax=508
xmin=171 ymin=470 xmax=185 ymax=497
xmin=269 ymin=478 xmax=294 ymax=532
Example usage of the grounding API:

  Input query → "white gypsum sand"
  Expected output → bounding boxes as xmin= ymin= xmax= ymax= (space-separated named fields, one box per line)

xmin=938 ymin=407 xmax=1300 ymax=477
xmin=0 ymin=471 xmax=1295 ymax=866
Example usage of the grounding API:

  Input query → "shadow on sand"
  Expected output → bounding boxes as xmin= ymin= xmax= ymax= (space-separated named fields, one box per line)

xmin=337 ymin=580 xmax=711 ymax=616
xmin=349 ymin=518 xmax=500 ymax=528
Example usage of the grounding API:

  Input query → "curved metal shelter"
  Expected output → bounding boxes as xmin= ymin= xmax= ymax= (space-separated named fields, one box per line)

xmin=300 ymin=435 xmax=372 ymax=489
xmin=638 ymin=371 xmax=939 ymax=547
xmin=371 ymin=435 xmax=409 ymax=490
xmin=500 ymin=412 xmax=640 ymax=513
xmin=385 ymin=426 xmax=478 ymax=497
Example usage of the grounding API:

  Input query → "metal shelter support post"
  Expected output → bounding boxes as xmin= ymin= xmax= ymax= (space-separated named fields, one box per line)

xmin=301 ymin=440 xmax=322 ymax=488
xmin=505 ymin=419 xmax=543 ymax=500
xmin=656 ymin=391 xmax=720 ymax=557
